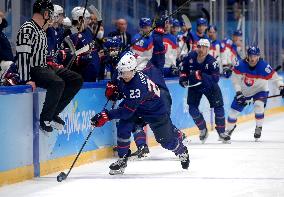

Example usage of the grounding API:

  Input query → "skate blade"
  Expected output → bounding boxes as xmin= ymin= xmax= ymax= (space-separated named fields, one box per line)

xmin=109 ymin=168 xmax=125 ymax=175
xmin=255 ymin=138 xmax=260 ymax=142
xmin=129 ymin=153 xmax=150 ymax=161
xmin=40 ymin=128 xmax=52 ymax=136
xmin=182 ymin=138 xmax=191 ymax=146
xmin=200 ymin=137 xmax=208 ymax=144
xmin=221 ymin=140 xmax=231 ymax=144
xmin=50 ymin=122 xmax=64 ymax=131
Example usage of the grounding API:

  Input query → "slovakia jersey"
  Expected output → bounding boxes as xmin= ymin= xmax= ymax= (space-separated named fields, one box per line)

xmin=108 ymin=71 xmax=167 ymax=120
xmin=187 ymin=31 xmax=209 ymax=51
xmin=221 ymin=38 xmax=243 ymax=66
xmin=176 ymin=32 xmax=188 ymax=58
xmin=232 ymin=59 xmax=283 ymax=97
xmin=163 ymin=33 xmax=178 ymax=68
xmin=131 ymin=33 xmax=153 ymax=69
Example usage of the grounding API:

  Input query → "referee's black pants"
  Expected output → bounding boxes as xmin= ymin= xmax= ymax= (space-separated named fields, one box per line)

xmin=31 ymin=67 xmax=83 ymax=122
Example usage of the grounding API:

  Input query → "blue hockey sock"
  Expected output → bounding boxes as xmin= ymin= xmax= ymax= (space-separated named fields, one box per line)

xmin=188 ymin=105 xmax=206 ymax=130
xmin=214 ymin=106 xmax=225 ymax=133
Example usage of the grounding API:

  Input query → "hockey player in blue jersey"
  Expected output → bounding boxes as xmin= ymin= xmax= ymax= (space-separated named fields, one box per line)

xmin=91 ymin=51 xmax=190 ymax=175
xmin=225 ymin=46 xmax=284 ymax=141
xmin=69 ymin=7 xmax=101 ymax=81
xmin=179 ymin=38 xmax=230 ymax=143
xmin=46 ymin=4 xmax=65 ymax=68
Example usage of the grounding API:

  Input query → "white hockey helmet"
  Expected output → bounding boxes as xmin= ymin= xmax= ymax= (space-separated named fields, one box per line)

xmin=71 ymin=6 xmax=90 ymax=21
xmin=117 ymin=51 xmax=138 ymax=78
xmin=197 ymin=38 xmax=210 ymax=48
xmin=52 ymin=5 xmax=64 ymax=22
xmin=62 ymin=17 xmax=71 ymax=27
xmin=53 ymin=5 xmax=64 ymax=16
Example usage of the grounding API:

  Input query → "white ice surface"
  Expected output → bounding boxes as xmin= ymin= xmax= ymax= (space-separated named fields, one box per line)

xmin=1 ymin=113 xmax=284 ymax=197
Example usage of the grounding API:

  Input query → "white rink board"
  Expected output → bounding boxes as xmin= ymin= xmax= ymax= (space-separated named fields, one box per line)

xmin=1 ymin=113 xmax=284 ymax=197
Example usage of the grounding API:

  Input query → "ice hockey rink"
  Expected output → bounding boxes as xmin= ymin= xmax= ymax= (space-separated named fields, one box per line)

xmin=1 ymin=112 xmax=284 ymax=197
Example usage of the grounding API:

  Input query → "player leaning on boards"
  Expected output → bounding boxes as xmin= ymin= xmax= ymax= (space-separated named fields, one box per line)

xmin=225 ymin=46 xmax=284 ymax=141
xmin=179 ymin=38 xmax=231 ymax=144
xmin=90 ymin=51 xmax=190 ymax=175
xmin=16 ymin=0 xmax=83 ymax=133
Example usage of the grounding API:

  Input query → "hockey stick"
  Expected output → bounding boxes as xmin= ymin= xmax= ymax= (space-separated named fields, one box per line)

xmin=178 ymin=14 xmax=191 ymax=59
xmin=201 ymin=7 xmax=210 ymax=25
xmin=57 ymin=99 xmax=111 ymax=182
xmin=267 ymin=94 xmax=282 ymax=99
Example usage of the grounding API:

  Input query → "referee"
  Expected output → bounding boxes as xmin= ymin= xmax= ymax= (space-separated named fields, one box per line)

xmin=16 ymin=0 xmax=83 ymax=132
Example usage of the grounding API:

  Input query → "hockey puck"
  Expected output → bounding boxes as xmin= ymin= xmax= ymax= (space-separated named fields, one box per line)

xmin=57 ymin=172 xmax=67 ymax=182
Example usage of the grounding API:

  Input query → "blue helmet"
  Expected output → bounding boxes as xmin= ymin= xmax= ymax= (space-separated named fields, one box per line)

xmin=233 ymin=30 xmax=242 ymax=36
xmin=247 ymin=46 xmax=260 ymax=56
xmin=196 ymin=18 xmax=208 ymax=26
xmin=172 ymin=19 xmax=180 ymax=27
xmin=139 ymin=17 xmax=152 ymax=28
xmin=103 ymin=36 xmax=122 ymax=49
xmin=208 ymin=25 xmax=217 ymax=32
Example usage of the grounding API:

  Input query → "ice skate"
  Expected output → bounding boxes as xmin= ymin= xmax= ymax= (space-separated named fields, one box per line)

xmin=51 ymin=115 xmax=65 ymax=130
xmin=178 ymin=147 xmax=190 ymax=170
xmin=218 ymin=132 xmax=231 ymax=144
xmin=109 ymin=154 xmax=129 ymax=175
xmin=254 ymin=126 xmax=262 ymax=141
xmin=199 ymin=128 xmax=208 ymax=144
xmin=130 ymin=145 xmax=150 ymax=160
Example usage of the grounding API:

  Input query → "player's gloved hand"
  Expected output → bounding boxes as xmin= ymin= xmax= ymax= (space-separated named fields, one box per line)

xmin=187 ymin=70 xmax=202 ymax=87
xmin=222 ymin=65 xmax=232 ymax=78
xmin=47 ymin=61 xmax=64 ymax=69
xmin=105 ymin=81 xmax=122 ymax=101
xmin=90 ymin=110 xmax=110 ymax=127
xmin=179 ymin=72 xmax=189 ymax=88
xmin=171 ymin=65 xmax=179 ymax=76
xmin=235 ymin=91 xmax=247 ymax=106
xmin=279 ymin=86 xmax=284 ymax=98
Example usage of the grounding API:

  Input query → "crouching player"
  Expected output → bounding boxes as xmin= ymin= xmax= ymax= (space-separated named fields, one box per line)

xmin=90 ymin=51 xmax=190 ymax=175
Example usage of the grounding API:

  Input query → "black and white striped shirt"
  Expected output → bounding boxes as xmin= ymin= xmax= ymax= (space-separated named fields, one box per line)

xmin=16 ymin=19 xmax=48 ymax=82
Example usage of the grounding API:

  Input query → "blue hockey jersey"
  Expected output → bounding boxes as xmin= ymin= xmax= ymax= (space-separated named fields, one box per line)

xmin=108 ymin=71 xmax=167 ymax=120
xmin=181 ymin=51 xmax=220 ymax=91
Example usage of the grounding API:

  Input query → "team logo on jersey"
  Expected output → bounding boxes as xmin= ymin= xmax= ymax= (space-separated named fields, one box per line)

xmin=189 ymin=59 xmax=193 ymax=64
xmin=244 ymin=75 xmax=254 ymax=87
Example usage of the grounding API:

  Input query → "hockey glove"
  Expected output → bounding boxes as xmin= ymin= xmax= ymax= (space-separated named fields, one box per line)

xmin=222 ymin=65 xmax=232 ymax=78
xmin=90 ymin=110 xmax=110 ymax=127
xmin=235 ymin=91 xmax=247 ymax=106
xmin=105 ymin=81 xmax=122 ymax=101
xmin=188 ymin=70 xmax=202 ymax=87
xmin=280 ymin=86 xmax=284 ymax=98
xmin=179 ymin=72 xmax=189 ymax=88
xmin=47 ymin=61 xmax=64 ymax=69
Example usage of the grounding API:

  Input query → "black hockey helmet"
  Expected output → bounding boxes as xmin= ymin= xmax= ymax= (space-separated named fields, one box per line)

xmin=33 ymin=0 xmax=54 ymax=17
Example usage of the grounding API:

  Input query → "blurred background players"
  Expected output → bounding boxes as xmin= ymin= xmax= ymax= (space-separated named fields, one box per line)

xmin=187 ymin=17 xmax=208 ymax=52
xmin=131 ymin=17 xmax=153 ymax=69
xmin=221 ymin=30 xmax=244 ymax=78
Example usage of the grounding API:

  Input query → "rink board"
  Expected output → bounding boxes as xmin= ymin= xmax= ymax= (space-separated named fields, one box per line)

xmin=1 ymin=76 xmax=284 ymax=186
